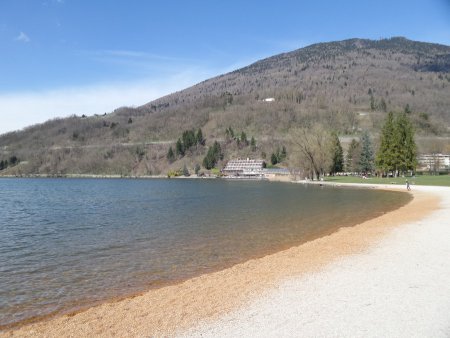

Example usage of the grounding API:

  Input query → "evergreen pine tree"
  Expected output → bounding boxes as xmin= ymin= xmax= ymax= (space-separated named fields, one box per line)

xmin=358 ymin=131 xmax=374 ymax=174
xmin=271 ymin=153 xmax=278 ymax=165
xmin=240 ymin=131 xmax=248 ymax=146
xmin=250 ymin=136 xmax=256 ymax=152
xmin=370 ymin=94 xmax=376 ymax=110
xmin=175 ymin=138 xmax=184 ymax=157
xmin=376 ymin=111 xmax=396 ymax=174
xmin=376 ymin=111 xmax=417 ymax=176
xmin=166 ymin=146 xmax=175 ymax=162
xmin=203 ymin=153 xmax=212 ymax=170
xmin=202 ymin=141 xmax=222 ymax=169
xmin=395 ymin=112 xmax=417 ymax=174
xmin=346 ymin=139 xmax=360 ymax=172
xmin=379 ymin=98 xmax=387 ymax=112
xmin=9 ymin=156 xmax=18 ymax=166
xmin=196 ymin=128 xmax=205 ymax=146
xmin=330 ymin=132 xmax=344 ymax=174
xmin=215 ymin=141 xmax=223 ymax=161
xmin=182 ymin=130 xmax=196 ymax=150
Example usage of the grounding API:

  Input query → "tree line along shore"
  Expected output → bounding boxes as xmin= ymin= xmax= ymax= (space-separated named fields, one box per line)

xmin=2 ymin=109 xmax=445 ymax=183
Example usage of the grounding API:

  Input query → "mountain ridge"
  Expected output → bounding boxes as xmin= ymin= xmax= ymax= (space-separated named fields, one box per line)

xmin=143 ymin=37 xmax=450 ymax=112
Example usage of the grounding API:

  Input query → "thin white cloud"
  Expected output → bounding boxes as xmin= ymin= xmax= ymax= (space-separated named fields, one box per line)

xmin=74 ymin=49 xmax=199 ymax=82
xmin=87 ymin=49 xmax=195 ymax=64
xmin=0 ymin=50 xmax=258 ymax=135
xmin=15 ymin=31 xmax=30 ymax=43
xmin=0 ymin=71 xmax=212 ymax=135
xmin=101 ymin=50 xmax=147 ymax=58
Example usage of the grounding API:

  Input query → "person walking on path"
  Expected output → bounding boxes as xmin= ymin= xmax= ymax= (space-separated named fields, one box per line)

xmin=406 ymin=179 xmax=411 ymax=191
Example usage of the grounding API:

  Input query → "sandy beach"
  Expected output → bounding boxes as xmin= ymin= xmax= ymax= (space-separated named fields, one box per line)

xmin=2 ymin=184 xmax=449 ymax=337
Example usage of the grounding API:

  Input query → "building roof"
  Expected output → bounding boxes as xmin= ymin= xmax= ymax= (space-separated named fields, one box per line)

xmin=223 ymin=158 xmax=264 ymax=172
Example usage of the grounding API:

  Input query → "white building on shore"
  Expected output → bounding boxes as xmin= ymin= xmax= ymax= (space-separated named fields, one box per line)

xmin=418 ymin=154 xmax=450 ymax=172
xmin=222 ymin=158 xmax=265 ymax=178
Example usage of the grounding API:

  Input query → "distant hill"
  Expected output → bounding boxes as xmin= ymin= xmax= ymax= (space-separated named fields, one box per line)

xmin=1 ymin=37 xmax=449 ymax=176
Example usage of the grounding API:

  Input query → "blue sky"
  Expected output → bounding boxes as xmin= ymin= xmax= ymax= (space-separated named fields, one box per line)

xmin=0 ymin=0 xmax=449 ymax=134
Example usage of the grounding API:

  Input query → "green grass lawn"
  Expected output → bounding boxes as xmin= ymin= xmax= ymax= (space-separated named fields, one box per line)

xmin=324 ymin=174 xmax=450 ymax=187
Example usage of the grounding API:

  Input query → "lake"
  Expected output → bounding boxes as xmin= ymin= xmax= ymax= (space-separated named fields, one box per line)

xmin=0 ymin=178 xmax=411 ymax=327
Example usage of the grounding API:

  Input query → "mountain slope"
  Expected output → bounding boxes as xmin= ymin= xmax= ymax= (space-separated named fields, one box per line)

xmin=146 ymin=37 xmax=450 ymax=119
xmin=1 ymin=37 xmax=449 ymax=176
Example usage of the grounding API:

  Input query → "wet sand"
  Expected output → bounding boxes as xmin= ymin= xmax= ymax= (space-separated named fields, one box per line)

xmin=1 ymin=184 xmax=441 ymax=337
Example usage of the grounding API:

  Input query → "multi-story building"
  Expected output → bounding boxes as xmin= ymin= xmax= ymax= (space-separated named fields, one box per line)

xmin=417 ymin=154 xmax=450 ymax=172
xmin=222 ymin=158 xmax=265 ymax=178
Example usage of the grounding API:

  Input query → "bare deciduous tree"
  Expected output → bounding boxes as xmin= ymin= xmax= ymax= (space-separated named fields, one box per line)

xmin=289 ymin=124 xmax=332 ymax=180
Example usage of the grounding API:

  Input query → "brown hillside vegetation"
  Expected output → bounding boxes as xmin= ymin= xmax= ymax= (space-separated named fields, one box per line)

xmin=1 ymin=37 xmax=449 ymax=176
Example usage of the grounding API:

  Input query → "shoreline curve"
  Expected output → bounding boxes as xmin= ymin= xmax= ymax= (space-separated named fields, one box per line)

xmin=1 ymin=183 xmax=440 ymax=337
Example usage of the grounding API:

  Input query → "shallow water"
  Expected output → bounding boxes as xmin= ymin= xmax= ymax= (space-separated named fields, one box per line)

xmin=0 ymin=178 xmax=410 ymax=327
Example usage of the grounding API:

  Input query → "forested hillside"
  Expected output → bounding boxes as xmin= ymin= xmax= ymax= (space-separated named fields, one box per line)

xmin=1 ymin=37 xmax=449 ymax=176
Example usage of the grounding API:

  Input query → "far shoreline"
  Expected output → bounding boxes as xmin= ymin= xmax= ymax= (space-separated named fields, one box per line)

xmin=0 ymin=172 xmax=447 ymax=188
xmin=2 ymin=173 xmax=448 ymax=196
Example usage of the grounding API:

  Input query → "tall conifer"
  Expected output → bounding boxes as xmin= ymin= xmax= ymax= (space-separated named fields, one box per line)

xmin=395 ymin=113 xmax=417 ymax=174
xmin=166 ymin=146 xmax=175 ymax=162
xmin=376 ymin=111 xmax=395 ymax=173
xmin=196 ymin=128 xmax=205 ymax=145
xmin=346 ymin=139 xmax=360 ymax=172
xmin=330 ymin=132 xmax=344 ymax=174
xmin=175 ymin=138 xmax=184 ymax=157
xmin=358 ymin=131 xmax=374 ymax=174
xmin=376 ymin=111 xmax=417 ymax=176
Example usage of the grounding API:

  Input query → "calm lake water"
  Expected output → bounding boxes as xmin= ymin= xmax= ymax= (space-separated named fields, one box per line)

xmin=0 ymin=178 xmax=410 ymax=327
